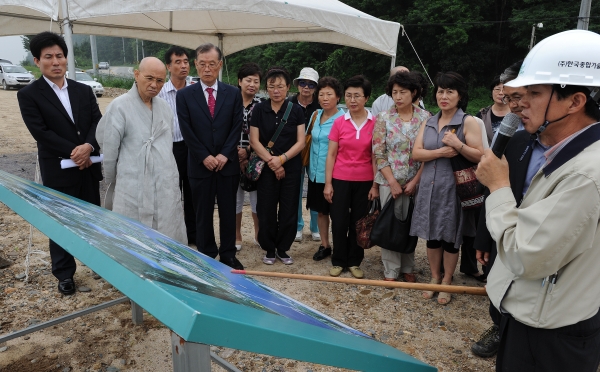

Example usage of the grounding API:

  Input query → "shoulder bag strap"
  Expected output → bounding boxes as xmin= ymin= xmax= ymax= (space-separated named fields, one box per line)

xmin=305 ymin=110 xmax=318 ymax=135
xmin=267 ymin=101 xmax=294 ymax=149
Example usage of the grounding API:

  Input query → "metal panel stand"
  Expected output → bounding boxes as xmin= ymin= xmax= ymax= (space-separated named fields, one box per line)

xmin=172 ymin=332 xmax=212 ymax=372
xmin=131 ymin=300 xmax=144 ymax=325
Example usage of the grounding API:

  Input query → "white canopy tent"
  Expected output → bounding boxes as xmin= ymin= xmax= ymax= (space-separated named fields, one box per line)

xmin=0 ymin=0 xmax=400 ymax=79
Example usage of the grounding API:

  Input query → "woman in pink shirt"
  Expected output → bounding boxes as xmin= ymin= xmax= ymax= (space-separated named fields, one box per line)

xmin=324 ymin=75 xmax=379 ymax=278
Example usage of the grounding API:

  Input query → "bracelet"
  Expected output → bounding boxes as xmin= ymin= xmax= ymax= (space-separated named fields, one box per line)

xmin=458 ymin=144 xmax=465 ymax=153
xmin=283 ymin=153 xmax=289 ymax=162
xmin=279 ymin=155 xmax=285 ymax=164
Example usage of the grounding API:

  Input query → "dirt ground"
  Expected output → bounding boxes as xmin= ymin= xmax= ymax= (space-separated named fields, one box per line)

xmin=0 ymin=88 xmax=495 ymax=372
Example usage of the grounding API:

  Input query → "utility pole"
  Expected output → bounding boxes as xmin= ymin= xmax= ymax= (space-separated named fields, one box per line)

xmin=122 ymin=37 xmax=126 ymax=64
xmin=577 ymin=0 xmax=592 ymax=30
xmin=90 ymin=35 xmax=98 ymax=75
xmin=529 ymin=23 xmax=543 ymax=50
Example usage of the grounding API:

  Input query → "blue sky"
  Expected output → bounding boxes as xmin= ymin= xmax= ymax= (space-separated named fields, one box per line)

xmin=0 ymin=36 xmax=28 ymax=64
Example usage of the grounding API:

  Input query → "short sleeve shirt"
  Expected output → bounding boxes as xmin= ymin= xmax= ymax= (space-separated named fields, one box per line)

xmin=250 ymin=99 xmax=305 ymax=173
xmin=328 ymin=110 xmax=376 ymax=181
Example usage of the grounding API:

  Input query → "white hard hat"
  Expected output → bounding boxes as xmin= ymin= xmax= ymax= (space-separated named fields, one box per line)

xmin=506 ymin=30 xmax=600 ymax=100
xmin=293 ymin=67 xmax=319 ymax=86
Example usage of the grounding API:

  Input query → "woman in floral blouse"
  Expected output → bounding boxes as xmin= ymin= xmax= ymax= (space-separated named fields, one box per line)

xmin=372 ymin=71 xmax=431 ymax=282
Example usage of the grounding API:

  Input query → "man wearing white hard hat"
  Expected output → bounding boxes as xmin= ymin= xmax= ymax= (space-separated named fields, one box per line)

xmin=476 ymin=30 xmax=600 ymax=372
xmin=292 ymin=67 xmax=321 ymax=243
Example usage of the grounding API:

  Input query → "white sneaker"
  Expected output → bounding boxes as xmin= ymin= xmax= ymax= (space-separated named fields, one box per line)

xmin=311 ymin=232 xmax=321 ymax=241
xmin=295 ymin=230 xmax=303 ymax=242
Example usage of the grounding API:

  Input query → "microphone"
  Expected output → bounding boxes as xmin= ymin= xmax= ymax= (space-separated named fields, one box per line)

xmin=491 ymin=113 xmax=522 ymax=158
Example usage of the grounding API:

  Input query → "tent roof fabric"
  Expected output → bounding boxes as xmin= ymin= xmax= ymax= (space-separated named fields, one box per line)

xmin=0 ymin=0 xmax=399 ymax=57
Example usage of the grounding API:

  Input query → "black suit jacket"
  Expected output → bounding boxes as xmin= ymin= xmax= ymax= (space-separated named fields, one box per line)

xmin=475 ymin=130 xmax=534 ymax=253
xmin=17 ymin=77 xmax=103 ymax=188
xmin=176 ymin=81 xmax=243 ymax=178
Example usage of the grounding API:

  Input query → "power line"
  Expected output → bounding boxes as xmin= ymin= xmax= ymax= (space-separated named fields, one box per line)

xmin=401 ymin=16 xmax=600 ymax=27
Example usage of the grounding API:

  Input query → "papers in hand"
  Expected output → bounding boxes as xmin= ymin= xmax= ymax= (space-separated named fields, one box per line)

xmin=61 ymin=154 xmax=104 ymax=169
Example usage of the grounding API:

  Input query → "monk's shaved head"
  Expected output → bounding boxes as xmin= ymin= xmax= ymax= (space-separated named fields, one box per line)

xmin=390 ymin=66 xmax=409 ymax=76
xmin=134 ymin=57 xmax=167 ymax=102
xmin=139 ymin=57 xmax=166 ymax=74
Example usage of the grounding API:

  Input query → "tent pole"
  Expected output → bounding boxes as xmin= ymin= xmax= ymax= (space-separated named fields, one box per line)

xmin=60 ymin=0 xmax=76 ymax=81
xmin=90 ymin=35 xmax=98 ymax=75
xmin=391 ymin=55 xmax=396 ymax=69
xmin=218 ymin=33 xmax=223 ymax=81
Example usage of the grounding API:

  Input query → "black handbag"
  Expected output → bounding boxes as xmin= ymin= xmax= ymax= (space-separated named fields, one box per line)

xmin=246 ymin=102 xmax=293 ymax=181
xmin=370 ymin=196 xmax=418 ymax=254
xmin=239 ymin=170 xmax=257 ymax=192
xmin=449 ymin=114 xmax=484 ymax=209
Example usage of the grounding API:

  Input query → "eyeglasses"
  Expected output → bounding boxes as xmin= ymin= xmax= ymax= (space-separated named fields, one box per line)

xmin=344 ymin=94 xmax=365 ymax=101
xmin=298 ymin=80 xmax=316 ymax=89
xmin=197 ymin=62 xmax=219 ymax=70
xmin=502 ymin=95 xmax=522 ymax=105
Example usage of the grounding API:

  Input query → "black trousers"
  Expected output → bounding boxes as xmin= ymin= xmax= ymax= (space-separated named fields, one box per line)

xmin=460 ymin=206 xmax=481 ymax=275
xmin=496 ymin=310 xmax=600 ymax=372
xmin=330 ymin=179 xmax=371 ymax=268
xmin=50 ymin=171 xmax=100 ymax=281
xmin=189 ymin=172 xmax=239 ymax=259
xmin=256 ymin=167 xmax=300 ymax=253
xmin=172 ymin=141 xmax=196 ymax=243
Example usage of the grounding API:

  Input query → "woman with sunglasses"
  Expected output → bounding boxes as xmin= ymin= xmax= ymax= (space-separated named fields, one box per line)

xmin=292 ymin=67 xmax=321 ymax=243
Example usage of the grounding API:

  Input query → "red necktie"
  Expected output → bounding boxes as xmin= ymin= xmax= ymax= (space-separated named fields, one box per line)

xmin=206 ymin=87 xmax=215 ymax=117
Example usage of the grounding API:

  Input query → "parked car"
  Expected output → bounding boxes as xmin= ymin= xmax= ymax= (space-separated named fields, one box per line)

xmin=186 ymin=76 xmax=200 ymax=84
xmin=0 ymin=64 xmax=35 ymax=90
xmin=98 ymin=62 xmax=110 ymax=70
xmin=66 ymin=71 xmax=105 ymax=97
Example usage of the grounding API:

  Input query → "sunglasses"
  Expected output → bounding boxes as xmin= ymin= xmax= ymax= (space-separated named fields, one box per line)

xmin=298 ymin=80 xmax=316 ymax=89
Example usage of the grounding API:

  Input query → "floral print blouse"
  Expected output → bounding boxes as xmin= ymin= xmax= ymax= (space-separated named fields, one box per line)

xmin=373 ymin=104 xmax=431 ymax=185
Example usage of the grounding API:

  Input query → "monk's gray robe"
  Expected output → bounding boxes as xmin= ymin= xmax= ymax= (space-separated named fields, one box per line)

xmin=97 ymin=86 xmax=187 ymax=244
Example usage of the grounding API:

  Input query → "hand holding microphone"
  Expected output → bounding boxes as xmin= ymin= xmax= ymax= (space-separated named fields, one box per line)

xmin=476 ymin=113 xmax=522 ymax=191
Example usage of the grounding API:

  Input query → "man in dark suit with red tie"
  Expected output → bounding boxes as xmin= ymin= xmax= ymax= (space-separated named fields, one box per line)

xmin=177 ymin=43 xmax=244 ymax=270
xmin=17 ymin=32 xmax=102 ymax=295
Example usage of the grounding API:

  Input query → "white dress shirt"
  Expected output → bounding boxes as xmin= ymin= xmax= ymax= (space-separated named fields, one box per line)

xmin=157 ymin=78 xmax=190 ymax=142
xmin=200 ymin=80 xmax=218 ymax=103
xmin=44 ymin=75 xmax=74 ymax=123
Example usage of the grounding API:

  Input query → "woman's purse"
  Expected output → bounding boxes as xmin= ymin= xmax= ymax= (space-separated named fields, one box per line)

xmin=246 ymin=102 xmax=293 ymax=181
xmin=449 ymin=114 xmax=484 ymax=209
xmin=355 ymin=197 xmax=381 ymax=249
xmin=370 ymin=195 xmax=418 ymax=253
xmin=301 ymin=111 xmax=318 ymax=167
xmin=239 ymin=168 xmax=257 ymax=191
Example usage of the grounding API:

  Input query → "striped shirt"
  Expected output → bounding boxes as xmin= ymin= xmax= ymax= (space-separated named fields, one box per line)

xmin=158 ymin=79 xmax=190 ymax=142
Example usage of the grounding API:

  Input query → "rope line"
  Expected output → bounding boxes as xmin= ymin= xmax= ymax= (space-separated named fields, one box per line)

xmin=401 ymin=26 xmax=434 ymax=87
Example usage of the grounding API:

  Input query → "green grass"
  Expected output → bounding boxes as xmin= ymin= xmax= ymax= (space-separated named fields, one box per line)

xmin=95 ymin=75 xmax=135 ymax=89
xmin=24 ymin=65 xmax=41 ymax=79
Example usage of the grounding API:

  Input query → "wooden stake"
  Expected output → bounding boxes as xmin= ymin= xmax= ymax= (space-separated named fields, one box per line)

xmin=231 ymin=270 xmax=487 ymax=296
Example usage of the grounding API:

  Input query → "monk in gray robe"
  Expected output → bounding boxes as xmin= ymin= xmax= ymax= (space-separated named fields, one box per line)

xmin=97 ymin=57 xmax=187 ymax=244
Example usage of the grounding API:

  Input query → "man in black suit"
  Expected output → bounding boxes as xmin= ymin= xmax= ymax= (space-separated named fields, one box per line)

xmin=17 ymin=32 xmax=102 ymax=295
xmin=177 ymin=43 xmax=244 ymax=270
